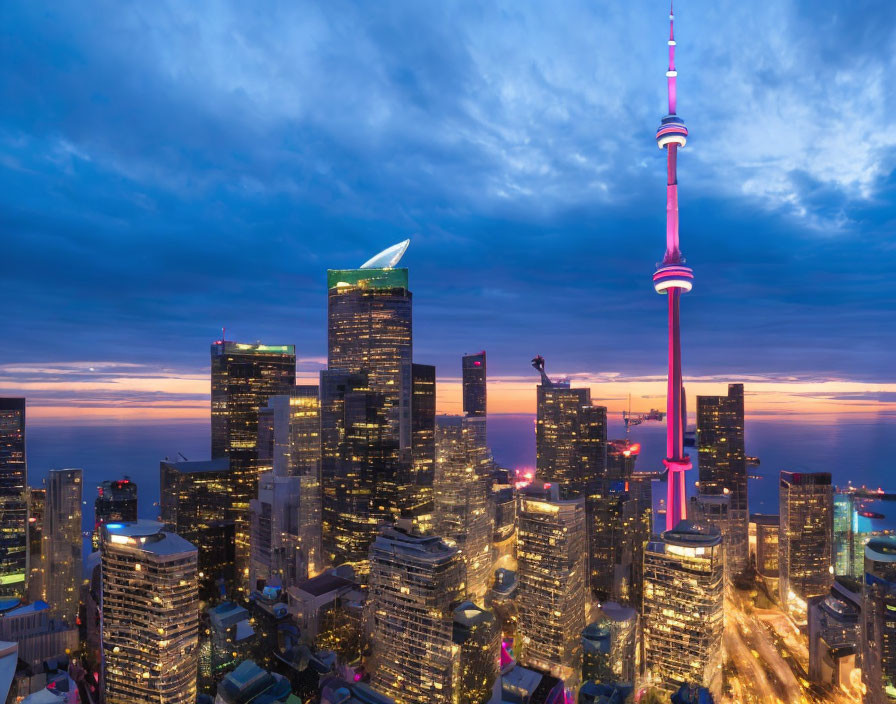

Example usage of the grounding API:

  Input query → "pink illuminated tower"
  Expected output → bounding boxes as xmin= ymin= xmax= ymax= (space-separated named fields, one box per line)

xmin=653 ymin=2 xmax=694 ymax=531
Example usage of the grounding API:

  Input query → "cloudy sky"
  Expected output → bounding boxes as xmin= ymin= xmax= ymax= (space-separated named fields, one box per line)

xmin=2 ymin=1 xmax=895 ymax=422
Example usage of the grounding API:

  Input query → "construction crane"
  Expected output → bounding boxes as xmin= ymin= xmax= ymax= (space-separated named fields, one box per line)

xmin=622 ymin=392 xmax=665 ymax=434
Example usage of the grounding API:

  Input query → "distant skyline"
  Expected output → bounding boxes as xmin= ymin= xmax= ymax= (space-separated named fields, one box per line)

xmin=2 ymin=1 xmax=895 ymax=422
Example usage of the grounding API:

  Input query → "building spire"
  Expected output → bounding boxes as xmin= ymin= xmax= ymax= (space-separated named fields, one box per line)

xmin=667 ymin=1 xmax=677 ymax=115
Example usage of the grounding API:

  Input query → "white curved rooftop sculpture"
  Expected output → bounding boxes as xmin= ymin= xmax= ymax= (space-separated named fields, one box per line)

xmin=360 ymin=239 xmax=410 ymax=269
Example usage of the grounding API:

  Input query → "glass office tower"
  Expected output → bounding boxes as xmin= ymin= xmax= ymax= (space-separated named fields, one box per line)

xmin=0 ymin=399 xmax=27 ymax=599
xmin=779 ymin=471 xmax=833 ymax=615
xmin=210 ymin=340 xmax=296 ymax=586
xmin=45 ymin=468 xmax=82 ymax=625
xmin=697 ymin=383 xmax=748 ymax=575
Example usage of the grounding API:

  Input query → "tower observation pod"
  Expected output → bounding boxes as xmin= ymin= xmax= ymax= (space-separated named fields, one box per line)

xmin=655 ymin=3 xmax=694 ymax=530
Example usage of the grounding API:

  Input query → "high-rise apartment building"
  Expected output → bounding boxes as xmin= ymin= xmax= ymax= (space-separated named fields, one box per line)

xmin=697 ymin=384 xmax=748 ymax=575
xmin=26 ymin=487 xmax=44 ymax=602
xmin=45 ymin=468 xmax=82 ymax=625
xmin=434 ymin=416 xmax=493 ymax=602
xmin=516 ymin=482 xmax=586 ymax=686
xmin=779 ymin=471 xmax=833 ymax=614
xmin=210 ymin=340 xmax=296 ymax=584
xmin=863 ymin=537 xmax=896 ymax=704
xmin=101 ymin=521 xmax=199 ymax=704
xmin=0 ymin=398 xmax=28 ymax=599
xmin=643 ymin=522 xmax=724 ymax=695
xmin=160 ymin=458 xmax=235 ymax=600
xmin=535 ymin=382 xmax=607 ymax=497
xmin=93 ymin=478 xmax=137 ymax=550
xmin=369 ymin=525 xmax=464 ymax=704
xmin=452 ymin=600 xmax=500 ymax=703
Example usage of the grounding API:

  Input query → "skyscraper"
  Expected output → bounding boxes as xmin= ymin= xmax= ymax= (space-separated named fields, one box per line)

xmin=652 ymin=2 xmax=695 ymax=531
xmin=101 ymin=520 xmax=199 ymax=704
xmin=369 ymin=525 xmax=464 ymax=704
xmin=434 ymin=416 xmax=493 ymax=602
xmin=210 ymin=340 xmax=296 ymax=584
xmin=462 ymin=351 xmax=486 ymax=418
xmin=327 ymin=241 xmax=412 ymax=398
xmin=26 ymin=487 xmax=44 ymax=603
xmin=45 ymin=468 xmax=82 ymax=625
xmin=406 ymin=362 xmax=436 ymax=526
xmin=160 ymin=458 xmax=235 ymax=600
xmin=323 ymin=241 xmax=433 ymax=572
xmin=255 ymin=388 xmax=322 ymax=582
xmin=320 ymin=370 xmax=398 ymax=575
xmin=697 ymin=383 xmax=747 ymax=575
xmin=779 ymin=471 xmax=833 ymax=615
xmin=534 ymin=365 xmax=607 ymax=497
xmin=0 ymin=399 xmax=28 ymax=599
xmin=643 ymin=522 xmax=724 ymax=695
xmin=516 ymin=482 xmax=586 ymax=687
xmin=862 ymin=536 xmax=896 ymax=704
xmin=93 ymin=478 xmax=137 ymax=551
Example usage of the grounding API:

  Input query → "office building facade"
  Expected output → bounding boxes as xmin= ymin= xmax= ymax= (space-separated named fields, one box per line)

xmin=697 ymin=384 xmax=748 ymax=575
xmin=210 ymin=340 xmax=296 ymax=584
xmin=26 ymin=487 xmax=44 ymax=603
xmin=779 ymin=472 xmax=833 ymax=614
xmin=160 ymin=458 xmax=235 ymax=601
xmin=535 ymin=384 xmax=607 ymax=497
xmin=45 ymin=468 xmax=82 ymax=625
xmin=0 ymin=399 xmax=28 ymax=599
xmin=434 ymin=416 xmax=493 ymax=602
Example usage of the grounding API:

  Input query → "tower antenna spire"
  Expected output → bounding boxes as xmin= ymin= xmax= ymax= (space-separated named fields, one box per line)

xmin=653 ymin=0 xmax=694 ymax=531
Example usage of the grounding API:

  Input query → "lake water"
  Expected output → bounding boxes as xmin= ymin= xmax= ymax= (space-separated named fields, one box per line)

xmin=26 ymin=412 xmax=896 ymax=546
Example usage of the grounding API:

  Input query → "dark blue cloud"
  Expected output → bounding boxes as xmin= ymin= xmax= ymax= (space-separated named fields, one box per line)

xmin=0 ymin=0 xmax=894 ymax=393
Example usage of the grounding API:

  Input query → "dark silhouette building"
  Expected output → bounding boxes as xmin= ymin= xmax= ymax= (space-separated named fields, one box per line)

xmin=697 ymin=383 xmax=747 ymax=575
xmin=210 ymin=341 xmax=296 ymax=586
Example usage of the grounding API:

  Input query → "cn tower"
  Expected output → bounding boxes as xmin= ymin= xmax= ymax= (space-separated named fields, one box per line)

xmin=653 ymin=2 xmax=694 ymax=531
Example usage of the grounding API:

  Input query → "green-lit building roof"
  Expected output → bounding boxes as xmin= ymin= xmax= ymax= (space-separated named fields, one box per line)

xmin=327 ymin=268 xmax=409 ymax=291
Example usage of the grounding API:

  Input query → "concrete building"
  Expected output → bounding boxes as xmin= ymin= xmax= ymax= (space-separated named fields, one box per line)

xmin=516 ymin=483 xmax=586 ymax=686
xmin=0 ymin=599 xmax=77 ymax=670
xmin=101 ymin=521 xmax=199 ymax=704
xmin=213 ymin=660 xmax=297 ymax=704
xmin=643 ymin=522 xmax=724 ymax=695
